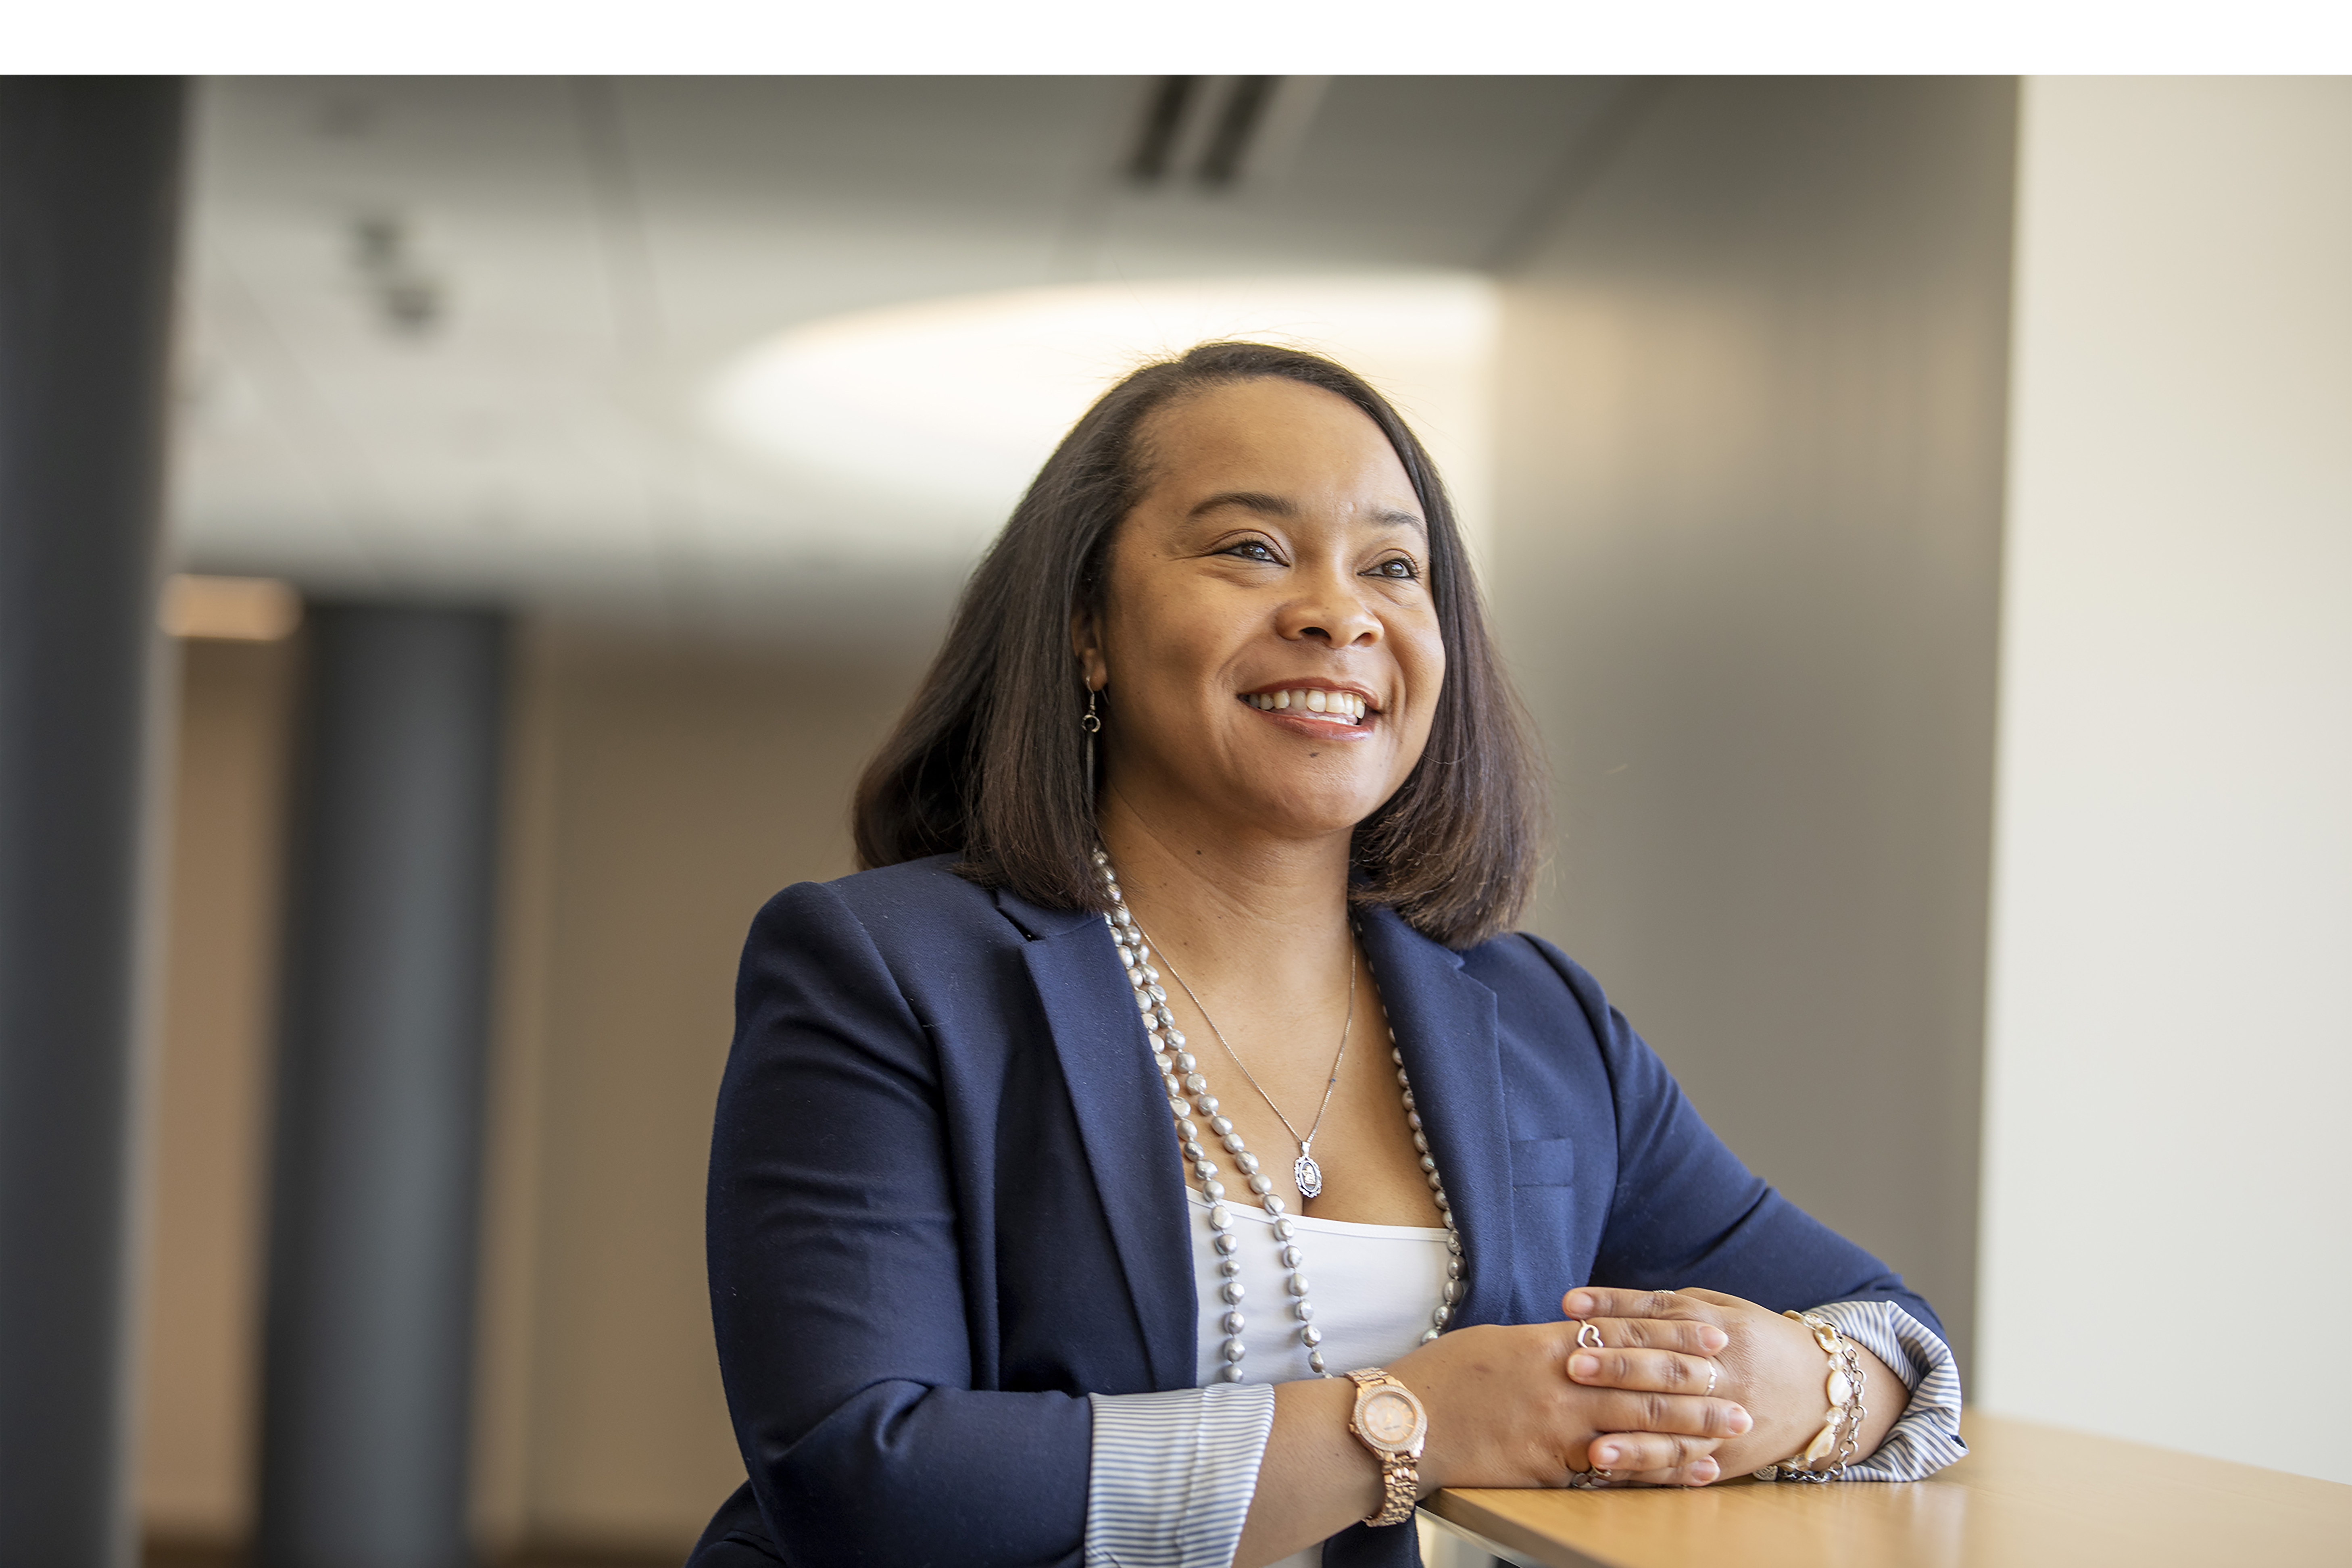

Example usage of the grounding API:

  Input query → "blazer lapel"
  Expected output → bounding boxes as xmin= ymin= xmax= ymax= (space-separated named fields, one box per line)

xmin=1357 ymin=906 xmax=1515 ymax=1330
xmin=998 ymin=888 xmax=1197 ymax=1391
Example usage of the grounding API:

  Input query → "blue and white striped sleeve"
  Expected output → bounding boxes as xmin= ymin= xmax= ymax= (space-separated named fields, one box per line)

xmin=1085 ymin=1384 xmax=1278 ymax=1568
xmin=1805 ymin=1299 xmax=1966 ymax=1480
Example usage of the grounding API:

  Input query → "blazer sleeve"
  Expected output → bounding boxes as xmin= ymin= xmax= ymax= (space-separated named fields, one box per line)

xmin=1526 ymin=937 xmax=1949 ymax=1343
xmin=706 ymin=882 xmax=1091 ymax=1568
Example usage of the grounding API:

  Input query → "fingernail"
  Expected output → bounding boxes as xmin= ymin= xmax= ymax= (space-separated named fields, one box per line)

xmin=1731 ymin=1408 xmax=1752 ymax=1433
xmin=1702 ymin=1328 xmax=1728 ymax=1352
xmin=1594 ymin=1444 xmax=1619 ymax=1466
xmin=1693 ymin=1459 xmax=1719 ymax=1483
xmin=1569 ymin=1353 xmax=1598 ymax=1378
xmin=1566 ymin=1292 xmax=1593 ymax=1315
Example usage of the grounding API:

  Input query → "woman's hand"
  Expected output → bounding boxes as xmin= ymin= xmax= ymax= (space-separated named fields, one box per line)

xmin=1238 ymin=1311 xmax=1755 ymax=1564
xmin=1389 ymin=1318 xmax=1753 ymax=1491
xmin=1560 ymin=1287 xmax=1912 ymax=1480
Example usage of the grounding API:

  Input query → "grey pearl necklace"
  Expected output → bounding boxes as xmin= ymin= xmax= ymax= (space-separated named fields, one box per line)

xmin=1092 ymin=849 xmax=1464 ymax=1381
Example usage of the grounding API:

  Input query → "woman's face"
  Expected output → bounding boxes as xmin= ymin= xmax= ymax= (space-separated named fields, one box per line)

xmin=1077 ymin=376 xmax=1446 ymax=844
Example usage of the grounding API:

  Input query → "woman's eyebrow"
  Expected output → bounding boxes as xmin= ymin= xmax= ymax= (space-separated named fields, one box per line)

xmin=1187 ymin=490 xmax=1296 ymax=520
xmin=1185 ymin=492 xmax=1427 ymax=535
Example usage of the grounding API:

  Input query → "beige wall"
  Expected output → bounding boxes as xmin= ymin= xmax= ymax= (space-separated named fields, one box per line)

xmin=1489 ymin=77 xmax=2017 ymax=1373
xmin=1980 ymin=76 xmax=2352 ymax=1483
xmin=471 ymin=624 xmax=926 ymax=1553
xmin=138 ymin=618 xmax=924 ymax=1555
xmin=138 ymin=637 xmax=297 ymax=1541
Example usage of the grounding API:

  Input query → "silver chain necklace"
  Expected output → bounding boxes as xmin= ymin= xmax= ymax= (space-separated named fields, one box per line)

xmin=1093 ymin=849 xmax=1461 ymax=1381
xmin=1152 ymin=937 xmax=1355 ymax=1199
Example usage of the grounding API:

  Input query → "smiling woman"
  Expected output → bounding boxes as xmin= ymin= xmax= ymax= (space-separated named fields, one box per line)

xmin=692 ymin=344 xmax=1965 ymax=1568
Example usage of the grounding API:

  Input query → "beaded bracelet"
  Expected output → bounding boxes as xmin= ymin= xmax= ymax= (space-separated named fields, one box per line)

xmin=1754 ymin=1310 xmax=1866 ymax=1483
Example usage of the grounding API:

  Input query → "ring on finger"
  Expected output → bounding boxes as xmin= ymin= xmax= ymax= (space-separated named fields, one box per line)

xmin=1574 ymin=1320 xmax=1605 ymax=1351
xmin=1564 ymin=1467 xmax=1613 ymax=1489
xmin=1703 ymin=1359 xmax=1720 ymax=1398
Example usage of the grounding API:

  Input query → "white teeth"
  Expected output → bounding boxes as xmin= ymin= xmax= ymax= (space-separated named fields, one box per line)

xmin=1248 ymin=689 xmax=1373 ymax=722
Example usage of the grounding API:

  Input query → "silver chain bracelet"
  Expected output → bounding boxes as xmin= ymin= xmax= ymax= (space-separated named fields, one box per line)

xmin=1754 ymin=1311 xmax=1866 ymax=1483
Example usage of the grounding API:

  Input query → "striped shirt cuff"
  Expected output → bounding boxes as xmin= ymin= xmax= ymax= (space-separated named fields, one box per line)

xmin=1085 ymin=1384 xmax=1278 ymax=1568
xmin=1805 ymin=1299 xmax=1967 ymax=1481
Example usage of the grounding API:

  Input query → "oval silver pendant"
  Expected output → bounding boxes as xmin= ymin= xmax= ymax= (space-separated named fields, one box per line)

xmin=1293 ymin=1151 xmax=1324 ymax=1199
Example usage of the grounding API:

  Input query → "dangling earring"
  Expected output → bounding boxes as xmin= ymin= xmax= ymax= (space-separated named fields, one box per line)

xmin=1080 ymin=688 xmax=1102 ymax=804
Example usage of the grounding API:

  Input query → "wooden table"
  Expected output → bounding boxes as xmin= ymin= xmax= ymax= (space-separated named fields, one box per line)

xmin=1419 ymin=1412 xmax=2352 ymax=1568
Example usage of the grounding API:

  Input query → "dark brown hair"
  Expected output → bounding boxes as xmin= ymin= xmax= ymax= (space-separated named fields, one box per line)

xmin=851 ymin=340 xmax=1545 ymax=949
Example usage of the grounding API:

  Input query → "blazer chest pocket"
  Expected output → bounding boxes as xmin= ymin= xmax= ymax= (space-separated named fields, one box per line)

xmin=1510 ymin=1136 xmax=1575 ymax=1188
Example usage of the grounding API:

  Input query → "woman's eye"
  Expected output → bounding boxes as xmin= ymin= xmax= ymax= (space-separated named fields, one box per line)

xmin=1369 ymin=557 xmax=1419 ymax=580
xmin=1224 ymin=540 xmax=1280 ymax=563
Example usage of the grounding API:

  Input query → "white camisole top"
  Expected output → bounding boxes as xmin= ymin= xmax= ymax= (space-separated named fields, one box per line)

xmin=1186 ymin=1189 xmax=1453 ymax=1568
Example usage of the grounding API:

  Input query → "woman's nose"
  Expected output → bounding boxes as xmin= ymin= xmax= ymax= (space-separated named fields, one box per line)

xmin=1279 ymin=571 xmax=1382 ymax=648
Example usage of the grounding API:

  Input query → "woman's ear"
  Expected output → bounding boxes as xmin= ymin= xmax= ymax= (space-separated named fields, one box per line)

xmin=1070 ymin=607 xmax=1107 ymax=692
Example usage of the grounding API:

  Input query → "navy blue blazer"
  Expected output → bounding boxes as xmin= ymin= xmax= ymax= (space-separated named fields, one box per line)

xmin=690 ymin=855 xmax=1939 ymax=1568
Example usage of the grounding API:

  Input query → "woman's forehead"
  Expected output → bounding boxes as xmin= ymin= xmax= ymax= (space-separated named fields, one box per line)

xmin=1138 ymin=379 xmax=1420 ymax=516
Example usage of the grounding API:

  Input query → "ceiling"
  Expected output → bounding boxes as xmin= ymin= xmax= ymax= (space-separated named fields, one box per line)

xmin=173 ymin=75 xmax=1628 ymax=642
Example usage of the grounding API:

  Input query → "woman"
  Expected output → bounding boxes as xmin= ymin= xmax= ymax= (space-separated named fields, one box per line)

xmin=690 ymin=343 xmax=1963 ymax=1568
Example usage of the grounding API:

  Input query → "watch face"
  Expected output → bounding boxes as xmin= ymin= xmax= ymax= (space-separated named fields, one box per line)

xmin=1359 ymin=1389 xmax=1419 ymax=1447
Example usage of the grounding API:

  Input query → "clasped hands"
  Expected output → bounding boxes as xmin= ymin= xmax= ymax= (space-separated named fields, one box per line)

xmin=1397 ymin=1285 xmax=1860 ymax=1492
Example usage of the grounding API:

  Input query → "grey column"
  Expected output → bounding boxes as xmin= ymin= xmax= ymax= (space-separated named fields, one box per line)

xmin=259 ymin=605 xmax=508 ymax=1568
xmin=0 ymin=78 xmax=184 ymax=1568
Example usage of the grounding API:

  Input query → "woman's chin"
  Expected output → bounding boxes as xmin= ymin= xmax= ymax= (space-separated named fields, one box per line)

xmin=1224 ymin=778 xmax=1395 ymax=843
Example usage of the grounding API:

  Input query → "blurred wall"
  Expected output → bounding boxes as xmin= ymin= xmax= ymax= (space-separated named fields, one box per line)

xmin=140 ymin=638 xmax=296 ymax=1544
xmin=1979 ymin=76 xmax=2352 ymax=1484
xmin=1489 ymin=77 xmax=2018 ymax=1375
xmin=138 ymin=618 xmax=924 ymax=1558
xmin=471 ymin=624 xmax=924 ymax=1555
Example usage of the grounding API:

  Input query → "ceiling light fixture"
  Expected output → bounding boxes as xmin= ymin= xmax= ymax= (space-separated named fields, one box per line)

xmin=703 ymin=273 xmax=1497 ymax=557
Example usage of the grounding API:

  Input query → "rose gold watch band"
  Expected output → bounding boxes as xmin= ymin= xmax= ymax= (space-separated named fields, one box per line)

xmin=1366 ymin=1449 xmax=1418 ymax=1527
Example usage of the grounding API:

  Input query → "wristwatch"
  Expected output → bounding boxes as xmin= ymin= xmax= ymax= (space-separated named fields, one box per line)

xmin=1345 ymin=1368 xmax=1428 ymax=1526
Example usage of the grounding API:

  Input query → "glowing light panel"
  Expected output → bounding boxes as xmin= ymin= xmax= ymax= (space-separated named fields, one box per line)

xmin=704 ymin=275 xmax=1497 ymax=547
